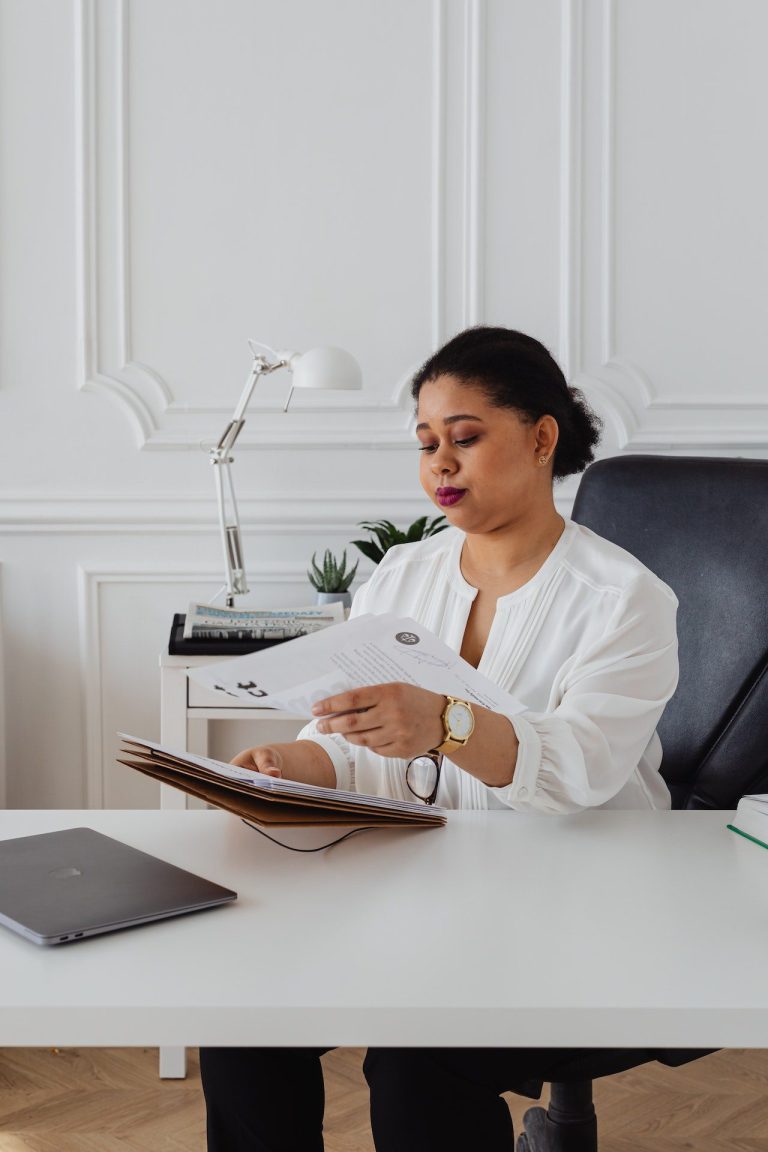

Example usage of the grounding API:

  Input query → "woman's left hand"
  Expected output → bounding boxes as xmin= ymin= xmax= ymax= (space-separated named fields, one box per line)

xmin=311 ymin=682 xmax=445 ymax=759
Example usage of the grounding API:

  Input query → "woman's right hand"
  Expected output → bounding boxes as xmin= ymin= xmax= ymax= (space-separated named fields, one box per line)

xmin=230 ymin=740 xmax=337 ymax=789
xmin=230 ymin=744 xmax=288 ymax=778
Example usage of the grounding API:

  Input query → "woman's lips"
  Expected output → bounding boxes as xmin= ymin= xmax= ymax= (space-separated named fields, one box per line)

xmin=436 ymin=487 xmax=467 ymax=507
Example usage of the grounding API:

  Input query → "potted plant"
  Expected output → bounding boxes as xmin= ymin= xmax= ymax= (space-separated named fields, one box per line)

xmin=307 ymin=548 xmax=359 ymax=609
xmin=351 ymin=515 xmax=448 ymax=565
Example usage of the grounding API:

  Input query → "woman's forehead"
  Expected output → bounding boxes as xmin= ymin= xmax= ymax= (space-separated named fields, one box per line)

xmin=416 ymin=375 xmax=489 ymax=418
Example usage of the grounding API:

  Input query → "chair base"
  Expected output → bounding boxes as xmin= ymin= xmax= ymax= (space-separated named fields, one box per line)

xmin=517 ymin=1082 xmax=598 ymax=1152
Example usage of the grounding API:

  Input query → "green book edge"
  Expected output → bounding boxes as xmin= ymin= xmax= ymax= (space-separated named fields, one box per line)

xmin=726 ymin=824 xmax=768 ymax=851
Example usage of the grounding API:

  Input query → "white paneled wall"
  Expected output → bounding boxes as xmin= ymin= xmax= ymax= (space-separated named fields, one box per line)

xmin=0 ymin=0 xmax=766 ymax=808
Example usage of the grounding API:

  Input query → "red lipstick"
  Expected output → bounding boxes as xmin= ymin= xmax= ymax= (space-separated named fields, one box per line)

xmin=436 ymin=487 xmax=466 ymax=507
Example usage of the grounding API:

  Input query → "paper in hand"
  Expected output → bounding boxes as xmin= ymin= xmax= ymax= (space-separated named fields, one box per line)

xmin=187 ymin=613 xmax=526 ymax=719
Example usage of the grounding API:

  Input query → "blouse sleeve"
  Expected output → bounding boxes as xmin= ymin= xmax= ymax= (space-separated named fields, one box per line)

xmin=490 ymin=575 xmax=679 ymax=814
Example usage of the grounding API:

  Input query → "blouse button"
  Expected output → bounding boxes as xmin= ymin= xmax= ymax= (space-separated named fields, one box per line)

xmin=517 ymin=786 xmax=528 ymax=798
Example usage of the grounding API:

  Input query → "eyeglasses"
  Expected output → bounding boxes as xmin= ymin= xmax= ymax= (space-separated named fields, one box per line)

xmin=405 ymin=752 xmax=443 ymax=806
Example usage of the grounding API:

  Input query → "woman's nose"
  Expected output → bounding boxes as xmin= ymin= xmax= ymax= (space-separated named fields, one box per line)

xmin=430 ymin=443 xmax=456 ymax=473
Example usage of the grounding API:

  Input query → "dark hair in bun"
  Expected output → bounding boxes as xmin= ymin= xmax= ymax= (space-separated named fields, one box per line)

xmin=410 ymin=326 xmax=602 ymax=479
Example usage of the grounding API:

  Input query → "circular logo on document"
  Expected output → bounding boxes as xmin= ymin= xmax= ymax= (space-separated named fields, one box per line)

xmin=395 ymin=631 xmax=420 ymax=645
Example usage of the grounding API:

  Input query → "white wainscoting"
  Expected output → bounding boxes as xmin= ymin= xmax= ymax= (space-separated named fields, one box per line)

xmin=0 ymin=564 xmax=6 ymax=809
xmin=1 ymin=0 xmax=766 ymax=807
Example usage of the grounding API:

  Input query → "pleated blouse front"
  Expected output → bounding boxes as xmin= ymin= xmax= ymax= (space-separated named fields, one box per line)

xmin=298 ymin=521 xmax=679 ymax=813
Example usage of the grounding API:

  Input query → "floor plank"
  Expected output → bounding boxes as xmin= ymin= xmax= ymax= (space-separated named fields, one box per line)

xmin=0 ymin=1047 xmax=766 ymax=1150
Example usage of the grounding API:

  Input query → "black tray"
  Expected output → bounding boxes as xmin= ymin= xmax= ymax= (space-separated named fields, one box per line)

xmin=168 ymin=613 xmax=292 ymax=656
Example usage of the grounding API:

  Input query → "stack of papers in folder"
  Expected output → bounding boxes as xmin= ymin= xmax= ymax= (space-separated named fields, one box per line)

xmin=118 ymin=736 xmax=446 ymax=829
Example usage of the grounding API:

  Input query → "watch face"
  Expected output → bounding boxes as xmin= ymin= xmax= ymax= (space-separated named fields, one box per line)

xmin=447 ymin=702 xmax=474 ymax=740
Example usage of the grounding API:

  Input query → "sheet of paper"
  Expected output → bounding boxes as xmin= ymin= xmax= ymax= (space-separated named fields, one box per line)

xmin=187 ymin=614 xmax=526 ymax=718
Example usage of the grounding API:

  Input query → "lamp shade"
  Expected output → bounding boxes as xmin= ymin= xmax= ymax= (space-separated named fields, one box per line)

xmin=288 ymin=346 xmax=362 ymax=391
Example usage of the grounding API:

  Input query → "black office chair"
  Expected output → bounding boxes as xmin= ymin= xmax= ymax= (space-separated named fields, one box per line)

xmin=517 ymin=454 xmax=768 ymax=1152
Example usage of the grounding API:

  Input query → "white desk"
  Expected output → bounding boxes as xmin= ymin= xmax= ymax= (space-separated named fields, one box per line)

xmin=1 ymin=808 xmax=767 ymax=1050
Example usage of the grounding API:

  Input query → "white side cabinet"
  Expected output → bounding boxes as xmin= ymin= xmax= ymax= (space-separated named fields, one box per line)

xmin=159 ymin=652 xmax=306 ymax=809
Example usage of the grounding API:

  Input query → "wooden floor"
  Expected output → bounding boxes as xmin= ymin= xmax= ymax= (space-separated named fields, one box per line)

xmin=0 ymin=1047 xmax=767 ymax=1150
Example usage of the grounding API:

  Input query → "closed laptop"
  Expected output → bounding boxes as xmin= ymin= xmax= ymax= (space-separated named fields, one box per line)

xmin=0 ymin=826 xmax=237 ymax=946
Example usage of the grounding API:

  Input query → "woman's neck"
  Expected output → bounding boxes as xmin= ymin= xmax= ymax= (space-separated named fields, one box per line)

xmin=460 ymin=507 xmax=566 ymax=585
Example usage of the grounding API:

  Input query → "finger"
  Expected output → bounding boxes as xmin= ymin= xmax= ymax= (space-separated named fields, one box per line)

xmin=316 ymin=711 xmax=383 ymax=737
xmin=342 ymin=732 xmax=384 ymax=748
xmin=367 ymin=741 xmax=401 ymax=757
xmin=312 ymin=688 xmax=376 ymax=717
xmin=231 ymin=749 xmax=282 ymax=777
xmin=231 ymin=751 xmax=258 ymax=768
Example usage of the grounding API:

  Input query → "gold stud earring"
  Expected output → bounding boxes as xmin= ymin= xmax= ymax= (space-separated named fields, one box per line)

xmin=538 ymin=455 xmax=548 ymax=465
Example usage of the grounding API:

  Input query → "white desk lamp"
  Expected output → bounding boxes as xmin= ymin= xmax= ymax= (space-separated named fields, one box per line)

xmin=210 ymin=340 xmax=362 ymax=606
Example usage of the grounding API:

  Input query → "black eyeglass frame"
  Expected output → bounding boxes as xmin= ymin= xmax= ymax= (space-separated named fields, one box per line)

xmin=405 ymin=752 xmax=443 ymax=806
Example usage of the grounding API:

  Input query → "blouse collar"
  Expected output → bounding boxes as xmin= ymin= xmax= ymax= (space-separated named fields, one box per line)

xmin=448 ymin=519 xmax=578 ymax=605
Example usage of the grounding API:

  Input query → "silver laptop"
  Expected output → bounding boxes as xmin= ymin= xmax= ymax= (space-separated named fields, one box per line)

xmin=0 ymin=826 xmax=237 ymax=946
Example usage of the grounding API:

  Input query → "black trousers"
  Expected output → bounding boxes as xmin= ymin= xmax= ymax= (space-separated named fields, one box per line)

xmin=199 ymin=1045 xmax=590 ymax=1152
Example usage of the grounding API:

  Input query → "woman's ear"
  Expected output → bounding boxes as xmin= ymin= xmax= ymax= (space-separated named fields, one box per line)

xmin=534 ymin=415 xmax=559 ymax=460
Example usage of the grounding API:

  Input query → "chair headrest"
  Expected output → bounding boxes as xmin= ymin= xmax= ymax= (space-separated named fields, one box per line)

xmin=572 ymin=455 xmax=768 ymax=808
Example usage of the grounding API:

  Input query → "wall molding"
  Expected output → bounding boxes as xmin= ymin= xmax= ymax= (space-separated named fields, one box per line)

xmin=431 ymin=0 xmax=447 ymax=348
xmin=559 ymin=0 xmax=583 ymax=382
xmin=0 ymin=565 xmax=6 ymax=808
xmin=63 ymin=0 xmax=768 ymax=456
xmin=463 ymin=0 xmax=486 ymax=327
xmin=77 ymin=562 xmax=328 ymax=807
xmin=0 ymin=491 xmax=438 ymax=534
xmin=74 ymin=0 xmax=452 ymax=451
xmin=558 ymin=0 xmax=768 ymax=451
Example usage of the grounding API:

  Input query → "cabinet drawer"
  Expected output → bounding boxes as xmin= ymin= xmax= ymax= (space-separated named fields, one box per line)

xmin=187 ymin=680 xmax=277 ymax=710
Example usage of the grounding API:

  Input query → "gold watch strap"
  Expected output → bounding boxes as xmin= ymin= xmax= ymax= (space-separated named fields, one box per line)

xmin=432 ymin=696 xmax=474 ymax=756
xmin=432 ymin=734 xmax=466 ymax=755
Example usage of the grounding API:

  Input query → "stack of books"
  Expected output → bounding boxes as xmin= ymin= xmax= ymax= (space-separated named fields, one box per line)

xmin=169 ymin=601 xmax=344 ymax=656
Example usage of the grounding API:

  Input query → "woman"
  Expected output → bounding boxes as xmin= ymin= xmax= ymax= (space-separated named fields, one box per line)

xmin=200 ymin=327 xmax=679 ymax=1151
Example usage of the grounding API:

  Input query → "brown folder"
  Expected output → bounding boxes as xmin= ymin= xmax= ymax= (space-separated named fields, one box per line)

xmin=118 ymin=738 xmax=446 ymax=829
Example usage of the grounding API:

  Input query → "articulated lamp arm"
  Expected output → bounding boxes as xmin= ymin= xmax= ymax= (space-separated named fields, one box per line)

xmin=209 ymin=349 xmax=286 ymax=606
xmin=208 ymin=341 xmax=362 ymax=607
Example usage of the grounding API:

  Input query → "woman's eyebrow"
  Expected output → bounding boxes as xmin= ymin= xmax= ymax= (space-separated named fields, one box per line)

xmin=415 ymin=414 xmax=485 ymax=432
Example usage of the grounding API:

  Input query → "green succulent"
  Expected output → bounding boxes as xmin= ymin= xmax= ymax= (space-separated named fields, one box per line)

xmin=307 ymin=548 xmax=359 ymax=593
xmin=351 ymin=515 xmax=448 ymax=565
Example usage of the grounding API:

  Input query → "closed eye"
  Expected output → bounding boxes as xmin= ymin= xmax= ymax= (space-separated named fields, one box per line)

xmin=418 ymin=436 xmax=478 ymax=453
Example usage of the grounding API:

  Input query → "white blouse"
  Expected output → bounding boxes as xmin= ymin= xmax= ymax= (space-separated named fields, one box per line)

xmin=297 ymin=520 xmax=679 ymax=813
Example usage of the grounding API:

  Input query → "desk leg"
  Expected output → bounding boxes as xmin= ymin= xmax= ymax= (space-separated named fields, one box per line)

xmin=159 ymin=663 xmax=189 ymax=1078
xmin=160 ymin=665 xmax=189 ymax=811
xmin=159 ymin=1046 xmax=187 ymax=1079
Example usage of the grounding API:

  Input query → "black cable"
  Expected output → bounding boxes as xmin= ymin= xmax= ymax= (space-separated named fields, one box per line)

xmin=240 ymin=819 xmax=374 ymax=852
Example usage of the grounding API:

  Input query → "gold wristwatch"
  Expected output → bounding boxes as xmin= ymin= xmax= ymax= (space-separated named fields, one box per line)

xmin=432 ymin=696 xmax=475 ymax=756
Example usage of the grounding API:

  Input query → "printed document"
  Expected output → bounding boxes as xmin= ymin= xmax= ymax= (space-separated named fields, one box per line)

xmin=187 ymin=613 xmax=526 ymax=718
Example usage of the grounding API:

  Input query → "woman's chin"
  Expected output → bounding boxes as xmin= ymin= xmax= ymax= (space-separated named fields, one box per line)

xmin=437 ymin=504 xmax=474 ymax=530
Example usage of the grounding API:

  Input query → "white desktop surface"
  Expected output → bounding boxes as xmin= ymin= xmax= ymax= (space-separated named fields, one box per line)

xmin=0 ymin=808 xmax=766 ymax=1050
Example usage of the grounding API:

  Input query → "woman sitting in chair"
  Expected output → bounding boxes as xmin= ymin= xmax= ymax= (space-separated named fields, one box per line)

xmin=200 ymin=326 xmax=679 ymax=1152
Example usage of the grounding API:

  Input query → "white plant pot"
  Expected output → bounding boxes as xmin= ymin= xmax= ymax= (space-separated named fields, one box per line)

xmin=315 ymin=590 xmax=352 ymax=610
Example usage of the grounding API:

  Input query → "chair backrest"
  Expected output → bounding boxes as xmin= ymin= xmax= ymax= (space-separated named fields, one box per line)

xmin=571 ymin=455 xmax=768 ymax=809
